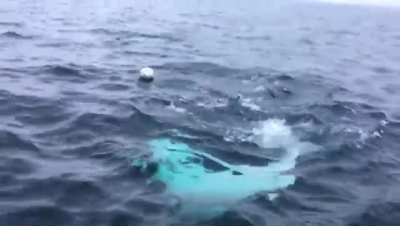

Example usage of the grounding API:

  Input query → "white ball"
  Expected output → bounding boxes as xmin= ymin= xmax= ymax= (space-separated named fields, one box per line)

xmin=139 ymin=67 xmax=154 ymax=82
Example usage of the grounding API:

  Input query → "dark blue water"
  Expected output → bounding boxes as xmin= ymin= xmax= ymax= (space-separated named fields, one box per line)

xmin=1 ymin=0 xmax=400 ymax=225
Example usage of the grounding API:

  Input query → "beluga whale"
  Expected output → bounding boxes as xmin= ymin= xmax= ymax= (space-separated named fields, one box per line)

xmin=133 ymin=119 xmax=317 ymax=218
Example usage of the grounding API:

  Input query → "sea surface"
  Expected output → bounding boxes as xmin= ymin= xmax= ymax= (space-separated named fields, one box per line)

xmin=1 ymin=0 xmax=400 ymax=225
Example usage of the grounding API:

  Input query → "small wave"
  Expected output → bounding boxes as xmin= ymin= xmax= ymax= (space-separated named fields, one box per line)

xmin=293 ymin=176 xmax=356 ymax=202
xmin=34 ymin=112 xmax=123 ymax=144
xmin=0 ymin=157 xmax=36 ymax=175
xmin=89 ymin=28 xmax=181 ymax=42
xmin=54 ymin=179 xmax=107 ymax=208
xmin=34 ymin=107 xmax=163 ymax=146
xmin=0 ymin=91 xmax=71 ymax=126
xmin=235 ymin=35 xmax=272 ymax=41
xmin=158 ymin=78 xmax=198 ymax=90
xmin=40 ymin=64 xmax=102 ymax=83
xmin=35 ymin=42 xmax=70 ymax=48
xmin=0 ymin=206 xmax=74 ymax=226
xmin=0 ymin=31 xmax=32 ymax=39
xmin=132 ymin=32 xmax=182 ymax=43
xmin=195 ymin=211 xmax=254 ymax=226
xmin=97 ymin=83 xmax=130 ymax=91
xmin=160 ymin=62 xmax=241 ymax=78
xmin=122 ymin=50 xmax=168 ymax=58
xmin=43 ymin=65 xmax=81 ymax=76
xmin=0 ymin=130 xmax=39 ymax=152
xmin=0 ymin=22 xmax=23 ymax=27
xmin=349 ymin=202 xmax=400 ymax=226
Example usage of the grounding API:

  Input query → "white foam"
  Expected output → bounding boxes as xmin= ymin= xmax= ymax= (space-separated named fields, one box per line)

xmin=168 ymin=102 xmax=186 ymax=113
xmin=255 ymin=85 xmax=265 ymax=92
xmin=241 ymin=98 xmax=261 ymax=111
xmin=372 ymin=130 xmax=383 ymax=138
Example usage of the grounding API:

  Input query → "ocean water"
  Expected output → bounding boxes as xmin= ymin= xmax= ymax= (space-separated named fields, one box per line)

xmin=1 ymin=0 xmax=400 ymax=226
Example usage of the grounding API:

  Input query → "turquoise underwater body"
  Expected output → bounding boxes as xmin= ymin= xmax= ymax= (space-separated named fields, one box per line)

xmin=133 ymin=120 xmax=315 ymax=217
